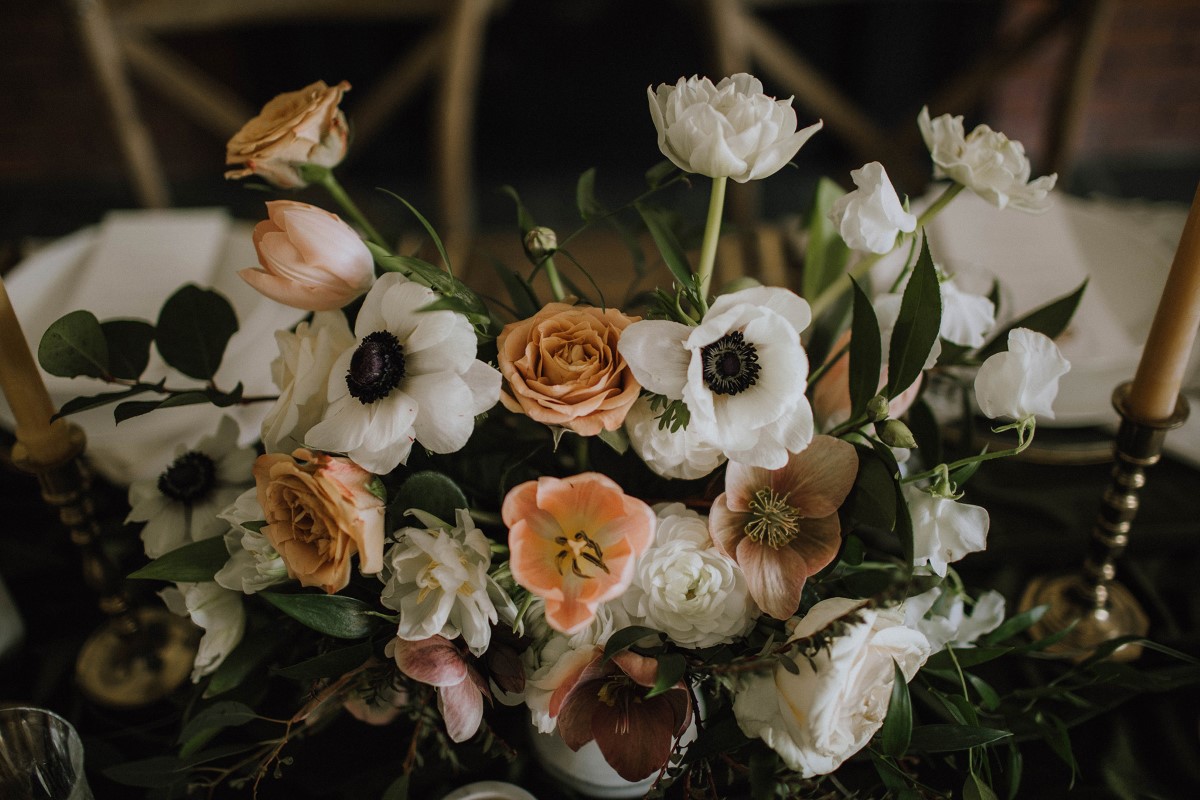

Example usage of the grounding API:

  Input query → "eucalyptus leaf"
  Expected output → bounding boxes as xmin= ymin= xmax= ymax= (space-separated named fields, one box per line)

xmin=980 ymin=604 xmax=1048 ymax=645
xmin=886 ymin=237 xmax=941 ymax=399
xmin=395 ymin=471 xmax=469 ymax=524
xmin=154 ymin=286 xmax=238 ymax=381
xmin=848 ymin=278 xmax=882 ymax=420
xmin=802 ymin=177 xmax=851 ymax=303
xmin=975 ymin=279 xmax=1087 ymax=361
xmin=965 ymin=772 xmax=1000 ymax=800
xmin=273 ymin=641 xmax=374 ymax=683
xmin=260 ymin=592 xmax=377 ymax=639
xmin=908 ymin=724 xmax=1012 ymax=753
xmin=101 ymin=319 xmax=155 ymax=380
xmin=128 ymin=536 xmax=230 ymax=582
xmin=879 ymin=659 xmax=912 ymax=756
xmin=38 ymin=309 xmax=109 ymax=379
xmin=577 ymin=167 xmax=604 ymax=221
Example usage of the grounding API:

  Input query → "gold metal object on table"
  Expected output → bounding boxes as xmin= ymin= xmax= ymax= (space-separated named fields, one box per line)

xmin=1020 ymin=382 xmax=1189 ymax=662
xmin=12 ymin=422 xmax=198 ymax=707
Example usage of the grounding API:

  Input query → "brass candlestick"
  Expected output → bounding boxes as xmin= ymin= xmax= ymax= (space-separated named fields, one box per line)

xmin=1020 ymin=382 xmax=1188 ymax=662
xmin=12 ymin=422 xmax=197 ymax=707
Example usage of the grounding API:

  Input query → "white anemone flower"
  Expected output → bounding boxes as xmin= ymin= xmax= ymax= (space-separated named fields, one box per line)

xmin=649 ymin=73 xmax=823 ymax=182
xmin=828 ymin=162 xmax=916 ymax=254
xmin=213 ymin=488 xmax=288 ymax=595
xmin=305 ymin=273 xmax=501 ymax=474
xmin=620 ymin=504 xmax=756 ymax=648
xmin=624 ymin=394 xmax=726 ymax=480
xmin=905 ymin=586 xmax=1006 ymax=653
xmin=903 ymin=484 xmax=990 ymax=577
xmin=160 ymin=582 xmax=246 ymax=682
xmin=918 ymin=107 xmax=1057 ymax=213
xmin=975 ymin=328 xmax=1070 ymax=422
xmin=619 ymin=286 xmax=814 ymax=469
xmin=380 ymin=508 xmax=509 ymax=655
xmin=126 ymin=416 xmax=256 ymax=559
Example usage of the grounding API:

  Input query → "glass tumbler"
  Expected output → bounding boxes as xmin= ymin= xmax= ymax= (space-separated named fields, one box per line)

xmin=0 ymin=707 xmax=94 ymax=800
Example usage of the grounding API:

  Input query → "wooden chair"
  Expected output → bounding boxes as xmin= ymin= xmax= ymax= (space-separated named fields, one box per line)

xmin=70 ymin=0 xmax=502 ymax=264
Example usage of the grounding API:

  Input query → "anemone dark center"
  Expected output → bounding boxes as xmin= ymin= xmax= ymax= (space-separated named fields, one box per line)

xmin=346 ymin=330 xmax=406 ymax=404
xmin=745 ymin=487 xmax=801 ymax=549
xmin=701 ymin=330 xmax=760 ymax=396
xmin=157 ymin=451 xmax=217 ymax=503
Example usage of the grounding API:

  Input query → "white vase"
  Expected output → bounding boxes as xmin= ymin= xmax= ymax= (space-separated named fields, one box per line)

xmin=440 ymin=780 xmax=538 ymax=800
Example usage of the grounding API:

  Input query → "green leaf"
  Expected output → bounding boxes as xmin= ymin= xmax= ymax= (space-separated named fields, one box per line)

xmin=259 ymin=592 xmax=377 ymax=639
xmin=908 ymin=724 xmax=1012 ymax=753
xmin=886 ymin=236 xmax=941 ymax=399
xmin=871 ymin=752 xmax=921 ymax=800
xmin=53 ymin=381 xmax=164 ymax=420
xmin=177 ymin=701 xmax=258 ymax=749
xmin=965 ymin=672 xmax=1002 ymax=711
xmin=894 ymin=482 xmax=915 ymax=570
xmin=596 ymin=426 xmax=629 ymax=455
xmin=975 ymin=279 xmax=1087 ymax=361
xmin=980 ymin=604 xmax=1048 ymax=645
xmin=114 ymin=391 xmax=212 ymax=424
xmin=500 ymin=185 xmax=537 ymax=235
xmin=204 ymin=624 xmax=293 ymax=698
xmin=38 ymin=309 xmax=109 ymax=378
xmin=273 ymin=641 xmax=374 ymax=683
xmin=490 ymin=258 xmax=541 ymax=319
xmin=840 ymin=534 xmax=865 ymax=566
xmin=103 ymin=744 xmax=260 ymax=788
xmin=636 ymin=203 xmax=695 ymax=298
xmin=645 ymin=160 xmax=677 ymax=189
xmin=925 ymin=645 xmax=1013 ymax=671
xmin=395 ymin=471 xmax=469 ymax=524
xmin=646 ymin=652 xmax=686 ymax=699
xmin=846 ymin=445 xmax=897 ymax=532
xmin=906 ymin=398 xmax=943 ymax=466
xmin=383 ymin=189 xmax=452 ymax=272
xmin=576 ymin=167 xmax=604 ymax=221
xmin=154 ymin=285 xmax=238 ymax=381
xmin=102 ymin=319 xmax=155 ymax=380
xmin=682 ymin=715 xmax=751 ymax=764
xmin=965 ymin=772 xmax=1000 ymax=800
xmin=1005 ymin=741 xmax=1024 ymax=800
xmin=748 ymin=748 xmax=779 ymax=800
xmin=879 ymin=659 xmax=913 ymax=756
xmin=848 ymin=278 xmax=882 ymax=421
xmin=802 ymin=177 xmax=851 ymax=303
xmin=128 ymin=536 xmax=230 ymax=582
xmin=1039 ymin=712 xmax=1078 ymax=785
xmin=382 ymin=774 xmax=410 ymax=800
xmin=602 ymin=625 xmax=664 ymax=662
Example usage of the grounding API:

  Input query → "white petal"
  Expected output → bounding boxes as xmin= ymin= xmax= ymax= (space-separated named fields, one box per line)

xmin=617 ymin=320 xmax=692 ymax=399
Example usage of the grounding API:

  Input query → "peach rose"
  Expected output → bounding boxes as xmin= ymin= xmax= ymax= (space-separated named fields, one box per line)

xmin=225 ymin=80 xmax=351 ymax=188
xmin=242 ymin=200 xmax=374 ymax=311
xmin=497 ymin=303 xmax=642 ymax=436
xmin=253 ymin=448 xmax=385 ymax=594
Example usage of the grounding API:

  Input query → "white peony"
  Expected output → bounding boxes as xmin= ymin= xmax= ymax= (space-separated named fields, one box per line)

xmin=828 ymin=162 xmax=916 ymax=254
xmin=620 ymin=286 xmax=814 ymax=469
xmin=905 ymin=586 xmax=1006 ymax=653
xmin=648 ymin=73 xmax=822 ymax=182
xmin=260 ymin=310 xmax=356 ymax=454
xmin=903 ymin=484 xmax=990 ymax=577
xmin=380 ymin=508 xmax=508 ymax=655
xmin=624 ymin=394 xmax=726 ymax=480
xmin=974 ymin=328 xmax=1070 ymax=422
xmin=733 ymin=597 xmax=931 ymax=777
xmin=160 ymin=582 xmax=246 ymax=682
xmin=918 ymin=107 xmax=1057 ymax=213
xmin=213 ymin=488 xmax=288 ymax=595
xmin=620 ymin=504 xmax=756 ymax=648
xmin=305 ymin=273 xmax=501 ymax=474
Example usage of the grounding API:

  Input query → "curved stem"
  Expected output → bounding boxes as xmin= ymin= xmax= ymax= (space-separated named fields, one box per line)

xmin=696 ymin=176 xmax=728 ymax=311
xmin=317 ymin=171 xmax=388 ymax=250
xmin=542 ymin=254 xmax=567 ymax=301
xmin=902 ymin=418 xmax=1035 ymax=484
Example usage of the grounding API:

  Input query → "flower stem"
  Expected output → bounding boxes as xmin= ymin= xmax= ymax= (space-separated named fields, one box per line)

xmin=542 ymin=254 xmax=567 ymax=301
xmin=915 ymin=182 xmax=964 ymax=229
xmin=696 ymin=176 xmax=728 ymax=311
xmin=316 ymin=170 xmax=388 ymax=250
xmin=902 ymin=417 xmax=1036 ymax=484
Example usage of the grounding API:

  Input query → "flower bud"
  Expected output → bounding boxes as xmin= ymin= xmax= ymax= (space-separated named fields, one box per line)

xmin=865 ymin=394 xmax=891 ymax=422
xmin=875 ymin=419 xmax=916 ymax=449
xmin=523 ymin=226 xmax=558 ymax=259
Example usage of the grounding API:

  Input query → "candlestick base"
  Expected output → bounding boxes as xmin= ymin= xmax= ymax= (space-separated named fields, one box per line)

xmin=1018 ymin=574 xmax=1148 ymax=662
xmin=76 ymin=606 xmax=200 ymax=707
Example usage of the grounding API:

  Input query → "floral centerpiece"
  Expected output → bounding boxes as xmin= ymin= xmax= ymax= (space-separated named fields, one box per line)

xmin=40 ymin=75 xmax=1161 ymax=798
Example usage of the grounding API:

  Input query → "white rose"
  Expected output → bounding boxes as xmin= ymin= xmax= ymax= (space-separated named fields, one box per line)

xmin=160 ymin=582 xmax=246 ymax=682
xmin=903 ymin=484 xmax=990 ymax=577
xmin=918 ymin=107 xmax=1057 ymax=213
xmin=828 ymin=162 xmax=916 ymax=254
xmin=625 ymin=394 xmax=726 ymax=480
xmin=974 ymin=328 xmax=1070 ymax=421
xmin=648 ymin=73 xmax=823 ymax=182
xmin=620 ymin=504 xmax=756 ymax=648
xmin=733 ymin=598 xmax=931 ymax=776
xmin=904 ymin=587 xmax=1006 ymax=653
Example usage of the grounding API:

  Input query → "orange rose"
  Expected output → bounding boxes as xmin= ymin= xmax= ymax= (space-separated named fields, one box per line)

xmin=497 ymin=303 xmax=641 ymax=436
xmin=225 ymin=80 xmax=351 ymax=189
xmin=253 ymin=448 xmax=385 ymax=594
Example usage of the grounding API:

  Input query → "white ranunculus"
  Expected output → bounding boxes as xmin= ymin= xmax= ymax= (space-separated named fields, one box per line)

xmin=918 ymin=107 xmax=1057 ymax=213
xmin=160 ymin=582 xmax=246 ymax=682
xmin=380 ymin=509 xmax=504 ymax=655
xmin=624 ymin=394 xmax=726 ymax=480
xmin=620 ymin=286 xmax=814 ymax=469
xmin=903 ymin=484 xmax=990 ymax=577
xmin=733 ymin=598 xmax=931 ymax=777
xmin=620 ymin=504 xmax=755 ymax=648
xmin=904 ymin=587 xmax=1006 ymax=653
xmin=974 ymin=328 xmax=1070 ymax=421
xmin=828 ymin=162 xmax=916 ymax=254
xmin=938 ymin=277 xmax=996 ymax=349
xmin=213 ymin=488 xmax=288 ymax=595
xmin=260 ymin=311 xmax=356 ymax=454
xmin=306 ymin=273 xmax=501 ymax=474
xmin=649 ymin=73 xmax=822 ymax=182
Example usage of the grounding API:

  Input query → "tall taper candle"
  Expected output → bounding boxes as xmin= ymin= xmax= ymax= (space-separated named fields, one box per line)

xmin=1127 ymin=182 xmax=1200 ymax=421
xmin=0 ymin=273 xmax=73 ymax=464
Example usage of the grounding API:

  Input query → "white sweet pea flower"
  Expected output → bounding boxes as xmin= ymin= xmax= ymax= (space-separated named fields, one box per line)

xmin=620 ymin=504 xmax=756 ymax=648
xmin=828 ymin=162 xmax=916 ymax=254
xmin=127 ymin=416 xmax=256 ymax=559
xmin=974 ymin=328 xmax=1070 ymax=421
xmin=619 ymin=286 xmax=814 ymax=469
xmin=905 ymin=587 xmax=1006 ymax=653
xmin=648 ymin=73 xmax=823 ymax=182
xmin=306 ymin=273 xmax=501 ymax=474
xmin=260 ymin=310 xmax=356 ymax=453
xmin=903 ymin=484 xmax=990 ymax=577
xmin=938 ymin=276 xmax=996 ymax=349
xmin=160 ymin=582 xmax=246 ymax=682
xmin=624 ymin=394 xmax=726 ymax=480
xmin=733 ymin=598 xmax=931 ymax=777
xmin=380 ymin=508 xmax=507 ymax=655
xmin=213 ymin=488 xmax=288 ymax=595
xmin=918 ymin=107 xmax=1057 ymax=213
